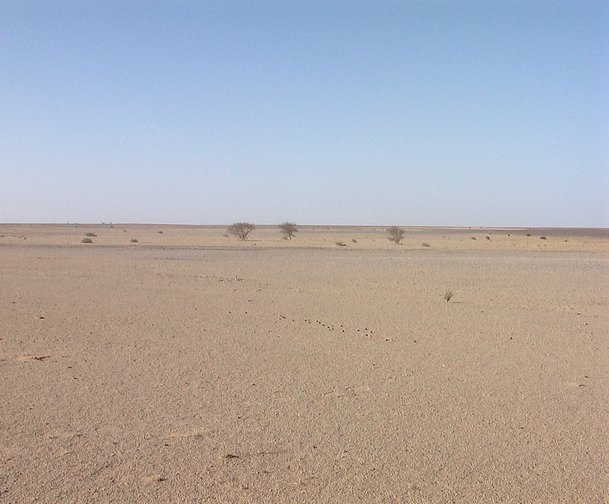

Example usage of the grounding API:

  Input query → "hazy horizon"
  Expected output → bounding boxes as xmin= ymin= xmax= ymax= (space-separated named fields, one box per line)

xmin=2 ymin=1 xmax=608 ymax=227
xmin=2 ymin=222 xmax=608 ymax=231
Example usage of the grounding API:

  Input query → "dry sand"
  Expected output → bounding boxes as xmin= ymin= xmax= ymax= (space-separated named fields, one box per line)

xmin=1 ymin=224 xmax=608 ymax=502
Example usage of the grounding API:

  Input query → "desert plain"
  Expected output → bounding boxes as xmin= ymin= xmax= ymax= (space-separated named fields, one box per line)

xmin=1 ymin=224 xmax=608 ymax=503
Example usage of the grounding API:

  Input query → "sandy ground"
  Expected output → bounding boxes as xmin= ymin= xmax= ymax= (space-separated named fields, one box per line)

xmin=1 ymin=224 xmax=608 ymax=503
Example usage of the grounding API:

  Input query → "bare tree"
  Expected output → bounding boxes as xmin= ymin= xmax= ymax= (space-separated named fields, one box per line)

xmin=228 ymin=222 xmax=255 ymax=241
xmin=386 ymin=226 xmax=405 ymax=245
xmin=279 ymin=222 xmax=298 ymax=240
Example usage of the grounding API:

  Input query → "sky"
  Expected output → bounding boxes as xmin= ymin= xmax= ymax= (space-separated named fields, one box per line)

xmin=1 ymin=1 xmax=608 ymax=227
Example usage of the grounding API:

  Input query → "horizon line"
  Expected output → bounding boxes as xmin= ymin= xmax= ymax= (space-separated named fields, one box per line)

xmin=2 ymin=222 xmax=608 ymax=231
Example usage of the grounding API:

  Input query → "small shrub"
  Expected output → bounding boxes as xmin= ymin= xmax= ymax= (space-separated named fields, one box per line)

xmin=526 ymin=233 xmax=531 ymax=237
xmin=157 ymin=230 xmax=163 ymax=234
xmin=539 ymin=236 xmax=547 ymax=240
xmin=351 ymin=238 xmax=357 ymax=243
xmin=81 ymin=237 xmax=93 ymax=244
xmin=421 ymin=242 xmax=431 ymax=248
xmin=279 ymin=222 xmax=298 ymax=240
xmin=444 ymin=289 xmax=453 ymax=302
xmin=485 ymin=235 xmax=491 ymax=240
xmin=335 ymin=241 xmax=346 ymax=247
xmin=130 ymin=238 xmax=138 ymax=243
xmin=85 ymin=232 xmax=97 ymax=237
xmin=470 ymin=236 xmax=476 ymax=240
xmin=386 ymin=226 xmax=405 ymax=245
xmin=228 ymin=222 xmax=255 ymax=241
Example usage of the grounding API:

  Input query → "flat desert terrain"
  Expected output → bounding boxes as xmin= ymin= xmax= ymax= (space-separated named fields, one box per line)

xmin=1 ymin=224 xmax=608 ymax=503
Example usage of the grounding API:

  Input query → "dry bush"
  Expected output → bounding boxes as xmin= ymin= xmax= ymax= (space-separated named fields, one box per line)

xmin=228 ymin=222 xmax=255 ymax=241
xmin=421 ymin=242 xmax=431 ymax=248
xmin=351 ymin=238 xmax=357 ymax=243
xmin=335 ymin=241 xmax=346 ymax=247
xmin=85 ymin=232 xmax=97 ymax=237
xmin=539 ymin=236 xmax=547 ymax=240
xmin=279 ymin=222 xmax=298 ymax=240
xmin=130 ymin=238 xmax=138 ymax=243
xmin=386 ymin=226 xmax=405 ymax=245
xmin=81 ymin=237 xmax=93 ymax=244
xmin=444 ymin=289 xmax=453 ymax=302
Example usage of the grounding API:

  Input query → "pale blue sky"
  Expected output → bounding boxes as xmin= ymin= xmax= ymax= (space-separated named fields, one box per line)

xmin=1 ymin=1 xmax=607 ymax=226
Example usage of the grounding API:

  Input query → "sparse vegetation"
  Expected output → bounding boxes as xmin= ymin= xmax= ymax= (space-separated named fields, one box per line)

xmin=85 ymin=232 xmax=97 ymax=237
xmin=526 ymin=233 xmax=531 ymax=237
xmin=486 ymin=235 xmax=491 ymax=240
xmin=540 ymin=236 xmax=547 ymax=240
xmin=130 ymin=238 xmax=138 ymax=243
xmin=228 ymin=222 xmax=255 ymax=241
xmin=81 ymin=237 xmax=93 ymax=244
xmin=421 ymin=242 xmax=431 ymax=248
xmin=335 ymin=241 xmax=346 ymax=247
xmin=444 ymin=289 xmax=453 ymax=302
xmin=387 ymin=226 xmax=405 ymax=245
xmin=279 ymin=222 xmax=298 ymax=240
xmin=470 ymin=236 xmax=477 ymax=240
xmin=157 ymin=230 xmax=163 ymax=234
xmin=351 ymin=238 xmax=357 ymax=243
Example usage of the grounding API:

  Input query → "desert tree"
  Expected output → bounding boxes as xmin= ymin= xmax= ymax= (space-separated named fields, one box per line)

xmin=386 ymin=226 xmax=405 ymax=245
xmin=228 ymin=222 xmax=255 ymax=241
xmin=279 ymin=222 xmax=298 ymax=240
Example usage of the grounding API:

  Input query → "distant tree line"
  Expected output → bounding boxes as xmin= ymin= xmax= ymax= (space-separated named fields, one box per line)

xmin=227 ymin=222 xmax=407 ymax=245
xmin=226 ymin=222 xmax=299 ymax=241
